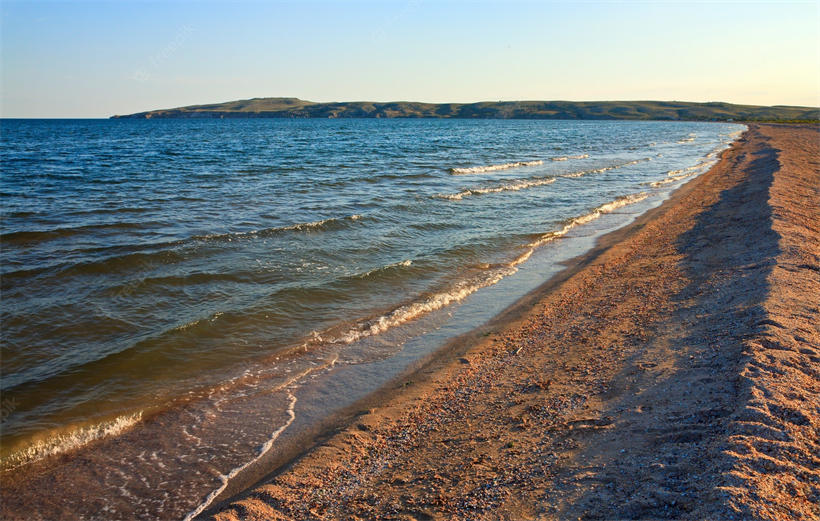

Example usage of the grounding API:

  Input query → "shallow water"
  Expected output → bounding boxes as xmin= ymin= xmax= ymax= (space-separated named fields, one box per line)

xmin=0 ymin=118 xmax=743 ymax=518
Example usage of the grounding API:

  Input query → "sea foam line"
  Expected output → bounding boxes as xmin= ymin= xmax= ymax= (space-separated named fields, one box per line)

xmin=182 ymin=351 xmax=338 ymax=521
xmin=645 ymin=161 xmax=715 ymax=188
xmin=560 ymin=157 xmax=652 ymax=178
xmin=355 ymin=259 xmax=413 ymax=279
xmin=182 ymin=392 xmax=298 ymax=521
xmin=2 ymin=412 xmax=143 ymax=470
xmin=435 ymin=157 xmax=653 ymax=201
xmin=203 ymin=214 xmax=363 ymax=242
xmin=449 ymin=160 xmax=543 ymax=175
xmin=334 ymin=267 xmax=516 ymax=345
xmin=648 ymin=172 xmax=696 ymax=187
xmin=435 ymin=157 xmax=651 ymax=200
xmin=550 ymin=154 xmax=589 ymax=161
xmin=528 ymin=192 xmax=651 ymax=248
xmin=435 ymin=177 xmax=556 ymax=201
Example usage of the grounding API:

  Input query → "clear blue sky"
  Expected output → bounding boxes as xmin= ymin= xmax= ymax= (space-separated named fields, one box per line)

xmin=2 ymin=0 xmax=818 ymax=117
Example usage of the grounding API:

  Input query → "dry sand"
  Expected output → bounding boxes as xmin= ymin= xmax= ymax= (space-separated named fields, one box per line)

xmin=205 ymin=124 xmax=819 ymax=521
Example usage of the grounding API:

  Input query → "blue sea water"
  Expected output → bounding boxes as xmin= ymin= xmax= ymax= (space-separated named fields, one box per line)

xmin=0 ymin=118 xmax=744 ymax=519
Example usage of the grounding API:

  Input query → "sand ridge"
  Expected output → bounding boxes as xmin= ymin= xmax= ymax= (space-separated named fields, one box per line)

xmin=206 ymin=125 xmax=819 ymax=521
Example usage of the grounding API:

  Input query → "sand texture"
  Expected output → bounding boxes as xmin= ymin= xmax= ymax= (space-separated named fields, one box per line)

xmin=201 ymin=124 xmax=819 ymax=521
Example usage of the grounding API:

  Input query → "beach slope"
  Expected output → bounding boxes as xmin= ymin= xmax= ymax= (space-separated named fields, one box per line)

xmin=206 ymin=124 xmax=819 ymax=521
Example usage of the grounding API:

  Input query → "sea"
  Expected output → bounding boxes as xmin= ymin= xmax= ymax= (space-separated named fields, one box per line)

xmin=0 ymin=118 xmax=745 ymax=519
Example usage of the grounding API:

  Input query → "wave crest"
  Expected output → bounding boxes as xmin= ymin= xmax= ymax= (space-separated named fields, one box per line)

xmin=435 ymin=177 xmax=556 ymax=201
xmin=2 ymin=412 xmax=143 ymax=470
xmin=449 ymin=160 xmax=543 ymax=175
xmin=550 ymin=154 xmax=589 ymax=161
xmin=528 ymin=192 xmax=650 ymax=248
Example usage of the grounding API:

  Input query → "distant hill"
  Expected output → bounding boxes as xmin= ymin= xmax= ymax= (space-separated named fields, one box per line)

xmin=111 ymin=98 xmax=819 ymax=122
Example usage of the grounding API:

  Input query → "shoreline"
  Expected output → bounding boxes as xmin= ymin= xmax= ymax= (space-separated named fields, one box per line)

xmin=0 ymin=121 xmax=730 ymax=472
xmin=190 ymin=138 xmax=729 ymax=511
xmin=0 ymin=122 xmax=744 ymax=521
xmin=205 ymin=123 xmax=819 ymax=520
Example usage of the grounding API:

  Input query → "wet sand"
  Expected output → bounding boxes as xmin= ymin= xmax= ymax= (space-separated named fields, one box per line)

xmin=205 ymin=124 xmax=819 ymax=521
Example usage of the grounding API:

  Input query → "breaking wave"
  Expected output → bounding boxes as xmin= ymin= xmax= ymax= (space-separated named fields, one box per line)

xmin=449 ymin=160 xmax=543 ymax=175
xmin=436 ymin=157 xmax=653 ymax=200
xmin=560 ymin=157 xmax=653 ymax=178
xmin=333 ymin=267 xmax=516 ymax=344
xmin=2 ymin=412 xmax=143 ymax=470
xmin=645 ymin=160 xmax=717 ymax=188
xmin=528 ymin=192 xmax=651 ymax=248
xmin=193 ymin=214 xmax=363 ymax=241
xmin=435 ymin=177 xmax=556 ymax=201
xmin=550 ymin=154 xmax=589 ymax=161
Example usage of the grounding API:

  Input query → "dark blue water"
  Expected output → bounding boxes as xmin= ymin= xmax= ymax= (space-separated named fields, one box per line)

xmin=0 ymin=118 xmax=743 ymax=519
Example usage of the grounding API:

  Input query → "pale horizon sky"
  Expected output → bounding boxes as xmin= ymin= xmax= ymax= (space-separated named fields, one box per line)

xmin=2 ymin=0 xmax=819 ymax=118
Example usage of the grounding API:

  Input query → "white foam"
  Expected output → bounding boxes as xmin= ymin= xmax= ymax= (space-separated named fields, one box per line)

xmin=449 ymin=160 xmax=543 ymax=175
xmin=182 ymin=350 xmax=339 ymax=521
xmin=646 ymin=159 xmax=717 ymax=187
xmin=550 ymin=154 xmax=589 ymax=161
xmin=335 ymin=266 xmax=517 ymax=345
xmin=182 ymin=392 xmax=298 ymax=521
xmin=437 ymin=157 xmax=653 ymax=201
xmin=560 ymin=157 xmax=652 ymax=179
xmin=436 ymin=177 xmax=556 ymax=201
xmin=3 ymin=412 xmax=143 ymax=470
xmin=193 ymin=214 xmax=363 ymax=244
xmin=528 ymin=192 xmax=650 ymax=247
xmin=285 ymin=214 xmax=361 ymax=231
xmin=355 ymin=259 xmax=413 ymax=278
xmin=648 ymin=173 xmax=693 ymax=187
xmin=591 ymin=192 xmax=650 ymax=215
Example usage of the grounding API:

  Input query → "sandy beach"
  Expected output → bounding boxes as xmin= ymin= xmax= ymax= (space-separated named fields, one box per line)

xmin=203 ymin=124 xmax=819 ymax=521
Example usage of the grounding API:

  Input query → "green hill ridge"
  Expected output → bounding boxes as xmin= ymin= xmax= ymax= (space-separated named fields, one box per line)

xmin=111 ymin=98 xmax=819 ymax=122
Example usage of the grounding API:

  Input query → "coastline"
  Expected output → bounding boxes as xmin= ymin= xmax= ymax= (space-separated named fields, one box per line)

xmin=0 ymin=121 xmax=744 ymax=521
xmin=205 ymin=124 xmax=819 ymax=520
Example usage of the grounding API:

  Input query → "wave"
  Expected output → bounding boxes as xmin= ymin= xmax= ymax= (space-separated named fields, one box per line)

xmin=434 ymin=177 xmax=556 ymax=201
xmin=0 ymin=188 xmax=654 ymax=474
xmin=323 ymin=192 xmax=651 ymax=346
xmin=449 ymin=160 xmax=543 ymax=175
xmin=355 ymin=259 xmax=413 ymax=279
xmin=527 ymin=192 xmax=651 ymax=248
xmin=190 ymin=214 xmax=363 ymax=242
xmin=2 ymin=412 xmax=143 ymax=470
xmin=0 ymin=222 xmax=151 ymax=245
xmin=647 ymin=172 xmax=696 ymax=187
xmin=677 ymin=133 xmax=697 ymax=144
xmin=64 ymin=207 xmax=154 ymax=217
xmin=646 ymin=160 xmax=717 ymax=188
xmin=666 ymin=160 xmax=715 ymax=177
xmin=182 ymin=393 xmax=297 ymax=521
xmin=182 ymin=350 xmax=339 ymax=521
xmin=2 ymin=214 xmax=365 ymax=285
xmin=550 ymin=154 xmax=589 ymax=161
xmin=435 ymin=157 xmax=653 ymax=201
xmin=6 ymin=214 xmax=363 ymax=252
xmin=560 ymin=157 xmax=653 ymax=178
xmin=332 ymin=266 xmax=516 ymax=345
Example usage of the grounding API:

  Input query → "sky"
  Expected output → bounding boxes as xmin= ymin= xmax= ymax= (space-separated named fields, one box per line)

xmin=1 ymin=0 xmax=818 ymax=118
